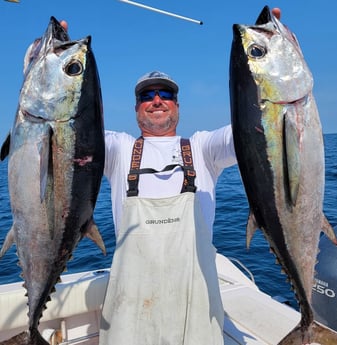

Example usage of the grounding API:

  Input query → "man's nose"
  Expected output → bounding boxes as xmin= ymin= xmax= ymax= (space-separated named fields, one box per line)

xmin=152 ymin=94 xmax=162 ymax=105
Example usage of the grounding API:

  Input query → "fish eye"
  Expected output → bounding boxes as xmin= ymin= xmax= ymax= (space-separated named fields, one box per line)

xmin=248 ymin=44 xmax=266 ymax=58
xmin=64 ymin=60 xmax=83 ymax=76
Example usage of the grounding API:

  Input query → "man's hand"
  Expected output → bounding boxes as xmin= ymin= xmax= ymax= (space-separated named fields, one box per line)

xmin=272 ymin=8 xmax=281 ymax=20
xmin=60 ymin=20 xmax=68 ymax=31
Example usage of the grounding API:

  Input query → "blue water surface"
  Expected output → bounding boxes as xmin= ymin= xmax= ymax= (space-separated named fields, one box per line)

xmin=1 ymin=133 xmax=337 ymax=311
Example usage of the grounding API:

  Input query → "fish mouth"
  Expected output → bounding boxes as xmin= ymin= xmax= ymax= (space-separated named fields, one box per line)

xmin=23 ymin=17 xmax=70 ymax=74
xmin=48 ymin=16 xmax=70 ymax=42
xmin=41 ymin=16 xmax=71 ymax=55
xmin=255 ymin=6 xmax=273 ymax=25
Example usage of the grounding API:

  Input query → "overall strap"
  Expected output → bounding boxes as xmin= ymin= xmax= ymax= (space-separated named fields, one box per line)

xmin=127 ymin=136 xmax=144 ymax=197
xmin=127 ymin=137 xmax=196 ymax=197
xmin=180 ymin=138 xmax=196 ymax=193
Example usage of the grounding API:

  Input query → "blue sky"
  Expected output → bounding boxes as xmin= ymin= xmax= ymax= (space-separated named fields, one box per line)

xmin=0 ymin=0 xmax=336 ymax=143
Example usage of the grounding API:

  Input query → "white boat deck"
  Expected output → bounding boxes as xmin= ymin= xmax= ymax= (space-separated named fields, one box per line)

xmin=221 ymin=282 xmax=299 ymax=344
xmin=217 ymin=254 xmax=300 ymax=344
xmin=0 ymin=254 xmax=300 ymax=344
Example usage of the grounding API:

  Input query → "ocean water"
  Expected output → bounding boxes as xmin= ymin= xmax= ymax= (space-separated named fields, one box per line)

xmin=1 ymin=133 xmax=337 ymax=311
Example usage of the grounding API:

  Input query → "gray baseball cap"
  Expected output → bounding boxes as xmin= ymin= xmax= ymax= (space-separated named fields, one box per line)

xmin=135 ymin=71 xmax=179 ymax=95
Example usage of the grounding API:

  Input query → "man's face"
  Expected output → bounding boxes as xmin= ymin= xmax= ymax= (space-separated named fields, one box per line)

xmin=135 ymin=84 xmax=179 ymax=137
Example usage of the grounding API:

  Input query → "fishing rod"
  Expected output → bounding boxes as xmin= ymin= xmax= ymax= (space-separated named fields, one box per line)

xmin=118 ymin=0 xmax=203 ymax=25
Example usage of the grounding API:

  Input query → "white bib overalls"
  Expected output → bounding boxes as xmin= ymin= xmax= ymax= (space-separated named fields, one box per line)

xmin=99 ymin=138 xmax=224 ymax=345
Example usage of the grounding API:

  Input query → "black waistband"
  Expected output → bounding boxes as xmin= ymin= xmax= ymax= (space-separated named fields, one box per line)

xmin=127 ymin=136 xmax=196 ymax=197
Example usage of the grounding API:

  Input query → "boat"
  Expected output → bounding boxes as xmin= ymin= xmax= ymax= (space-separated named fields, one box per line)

xmin=0 ymin=253 xmax=302 ymax=345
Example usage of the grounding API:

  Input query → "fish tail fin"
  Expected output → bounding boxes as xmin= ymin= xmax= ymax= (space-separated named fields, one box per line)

xmin=278 ymin=320 xmax=337 ymax=344
xmin=0 ymin=330 xmax=48 ymax=345
xmin=310 ymin=320 xmax=337 ymax=343
xmin=277 ymin=322 xmax=303 ymax=345
xmin=0 ymin=226 xmax=15 ymax=259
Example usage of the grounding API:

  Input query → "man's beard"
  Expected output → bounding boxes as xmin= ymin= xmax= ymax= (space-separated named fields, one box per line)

xmin=138 ymin=114 xmax=178 ymax=133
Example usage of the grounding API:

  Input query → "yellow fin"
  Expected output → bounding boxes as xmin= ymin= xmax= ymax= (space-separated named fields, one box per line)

xmin=85 ymin=218 xmax=106 ymax=255
xmin=0 ymin=226 xmax=15 ymax=259
xmin=322 ymin=215 xmax=337 ymax=245
xmin=246 ymin=211 xmax=259 ymax=249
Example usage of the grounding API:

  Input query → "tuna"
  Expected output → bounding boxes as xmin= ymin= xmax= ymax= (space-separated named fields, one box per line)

xmin=0 ymin=17 xmax=105 ymax=345
xmin=230 ymin=6 xmax=337 ymax=344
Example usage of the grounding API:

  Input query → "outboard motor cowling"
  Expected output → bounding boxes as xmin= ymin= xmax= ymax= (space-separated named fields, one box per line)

xmin=312 ymin=226 xmax=337 ymax=331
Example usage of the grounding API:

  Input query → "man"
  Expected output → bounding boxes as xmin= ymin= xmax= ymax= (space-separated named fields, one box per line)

xmin=101 ymin=71 xmax=236 ymax=345
xmin=60 ymin=8 xmax=282 ymax=345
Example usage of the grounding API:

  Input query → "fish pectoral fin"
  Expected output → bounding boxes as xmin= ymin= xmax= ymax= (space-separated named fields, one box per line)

xmin=284 ymin=112 xmax=301 ymax=207
xmin=0 ymin=132 xmax=11 ymax=161
xmin=322 ymin=215 xmax=337 ymax=245
xmin=38 ymin=127 xmax=53 ymax=202
xmin=85 ymin=219 xmax=106 ymax=255
xmin=246 ymin=211 xmax=259 ymax=249
xmin=0 ymin=225 xmax=15 ymax=259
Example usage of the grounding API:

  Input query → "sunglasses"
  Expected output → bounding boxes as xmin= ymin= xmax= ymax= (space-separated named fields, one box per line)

xmin=137 ymin=89 xmax=176 ymax=103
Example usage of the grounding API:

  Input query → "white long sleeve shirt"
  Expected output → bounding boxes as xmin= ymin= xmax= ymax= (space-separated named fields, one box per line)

xmin=104 ymin=125 xmax=237 ymax=235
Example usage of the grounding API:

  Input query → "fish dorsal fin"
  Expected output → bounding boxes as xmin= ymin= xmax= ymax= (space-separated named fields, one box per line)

xmin=284 ymin=110 xmax=301 ymax=206
xmin=1 ymin=132 xmax=11 ymax=161
xmin=246 ymin=210 xmax=259 ymax=249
